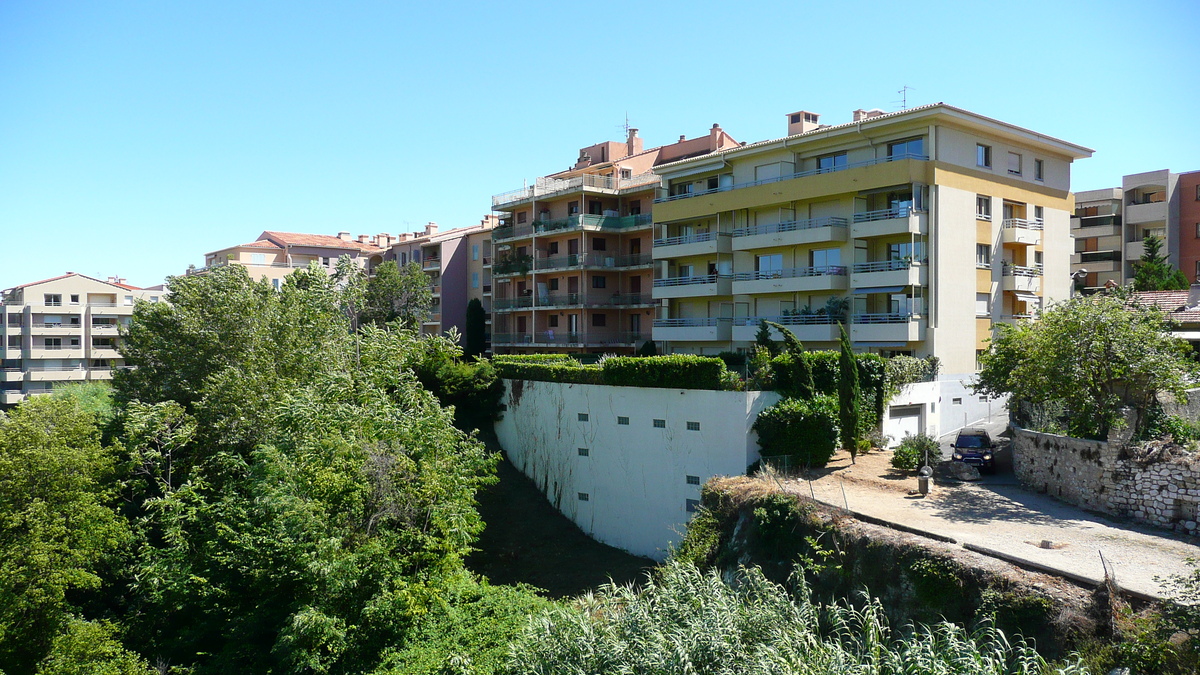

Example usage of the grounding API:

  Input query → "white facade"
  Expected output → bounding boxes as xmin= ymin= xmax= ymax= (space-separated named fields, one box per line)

xmin=495 ymin=379 xmax=780 ymax=560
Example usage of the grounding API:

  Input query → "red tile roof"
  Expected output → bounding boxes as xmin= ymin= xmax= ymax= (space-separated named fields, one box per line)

xmin=261 ymin=231 xmax=383 ymax=252
xmin=1132 ymin=290 xmax=1200 ymax=325
xmin=241 ymin=240 xmax=283 ymax=249
xmin=3 ymin=272 xmax=141 ymax=292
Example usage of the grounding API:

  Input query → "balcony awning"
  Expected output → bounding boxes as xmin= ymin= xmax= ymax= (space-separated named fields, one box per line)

xmin=853 ymin=341 xmax=908 ymax=348
xmin=1012 ymin=291 xmax=1040 ymax=301
xmin=851 ymin=286 xmax=905 ymax=295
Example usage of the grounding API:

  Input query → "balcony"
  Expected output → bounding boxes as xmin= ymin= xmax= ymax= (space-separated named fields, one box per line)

xmin=2 ymin=368 xmax=23 ymax=382
xmin=732 ymin=216 xmax=849 ymax=250
xmin=491 ymin=331 xmax=644 ymax=347
xmin=422 ymin=257 xmax=441 ymax=271
xmin=533 ymin=251 xmax=654 ymax=273
xmin=493 ymin=172 xmax=661 ymax=209
xmin=1001 ymin=218 xmax=1043 ymax=246
xmin=731 ymin=315 xmax=841 ymax=343
xmin=30 ymin=347 xmax=83 ymax=359
xmin=493 ymin=213 xmax=653 ymax=242
xmin=652 ymin=231 xmax=733 ymax=258
xmin=654 ymin=153 xmax=929 ymax=204
xmin=850 ymin=259 xmax=926 ymax=289
xmin=732 ymin=266 xmax=848 ymax=295
xmin=90 ymin=323 xmax=120 ymax=334
xmin=89 ymin=347 xmax=122 ymax=359
xmin=849 ymin=314 xmax=925 ymax=343
xmin=1 ymin=391 xmax=23 ymax=405
xmin=652 ymin=273 xmax=733 ymax=299
xmin=493 ymin=292 xmax=655 ymax=312
xmin=850 ymin=207 xmax=927 ymax=239
xmin=1126 ymin=200 xmax=1167 ymax=225
xmin=1001 ymin=265 xmax=1042 ymax=293
xmin=653 ymin=317 xmax=733 ymax=342
xmin=29 ymin=322 xmax=83 ymax=336
xmin=1073 ymin=214 xmax=1121 ymax=238
xmin=29 ymin=366 xmax=87 ymax=382
xmin=423 ymin=312 xmax=441 ymax=325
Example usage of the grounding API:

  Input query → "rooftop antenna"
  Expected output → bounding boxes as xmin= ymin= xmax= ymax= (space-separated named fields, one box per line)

xmin=616 ymin=112 xmax=634 ymax=136
xmin=896 ymin=85 xmax=914 ymax=110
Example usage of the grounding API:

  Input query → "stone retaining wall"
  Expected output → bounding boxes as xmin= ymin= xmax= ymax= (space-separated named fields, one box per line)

xmin=1013 ymin=426 xmax=1200 ymax=533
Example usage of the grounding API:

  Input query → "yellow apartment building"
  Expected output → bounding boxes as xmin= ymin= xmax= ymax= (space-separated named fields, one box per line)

xmin=1 ymin=273 xmax=158 ymax=406
xmin=649 ymin=104 xmax=1092 ymax=377
xmin=489 ymin=126 xmax=738 ymax=353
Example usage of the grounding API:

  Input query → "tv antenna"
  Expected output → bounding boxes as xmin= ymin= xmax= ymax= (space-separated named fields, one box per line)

xmin=617 ymin=112 xmax=634 ymax=136
xmin=896 ymin=85 xmax=914 ymax=110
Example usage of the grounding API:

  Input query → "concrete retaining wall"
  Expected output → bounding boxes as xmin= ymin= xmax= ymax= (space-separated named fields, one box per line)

xmin=495 ymin=379 xmax=781 ymax=560
xmin=1013 ymin=425 xmax=1200 ymax=533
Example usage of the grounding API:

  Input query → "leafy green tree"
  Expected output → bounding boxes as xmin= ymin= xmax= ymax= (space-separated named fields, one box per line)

xmin=755 ymin=320 xmax=778 ymax=356
xmin=976 ymin=292 xmax=1197 ymax=439
xmin=363 ymin=260 xmax=433 ymax=328
xmin=464 ymin=297 xmax=487 ymax=359
xmin=0 ymin=395 xmax=130 ymax=673
xmin=36 ymin=619 xmax=155 ymax=675
xmin=1133 ymin=234 xmax=1189 ymax=291
xmin=636 ymin=340 xmax=658 ymax=357
xmin=837 ymin=323 xmax=861 ymax=461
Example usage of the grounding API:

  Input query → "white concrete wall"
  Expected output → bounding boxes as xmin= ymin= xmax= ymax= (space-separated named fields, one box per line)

xmin=882 ymin=377 xmax=1008 ymax=444
xmin=495 ymin=379 xmax=781 ymax=560
xmin=929 ymin=184 xmax=981 ymax=374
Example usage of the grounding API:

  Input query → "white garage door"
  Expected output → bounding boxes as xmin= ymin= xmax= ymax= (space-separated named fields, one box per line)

xmin=885 ymin=405 xmax=923 ymax=446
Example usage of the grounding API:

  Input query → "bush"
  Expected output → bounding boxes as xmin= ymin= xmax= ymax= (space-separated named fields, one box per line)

xmin=602 ymin=355 xmax=728 ymax=390
xmin=769 ymin=353 xmax=815 ymax=399
xmin=494 ymin=360 xmax=603 ymax=384
xmin=491 ymin=354 xmax=579 ymax=364
xmin=891 ymin=433 xmax=939 ymax=472
xmin=753 ymin=395 xmax=839 ymax=468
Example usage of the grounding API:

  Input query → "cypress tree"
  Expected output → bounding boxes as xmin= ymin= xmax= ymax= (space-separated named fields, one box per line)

xmin=838 ymin=322 xmax=860 ymax=463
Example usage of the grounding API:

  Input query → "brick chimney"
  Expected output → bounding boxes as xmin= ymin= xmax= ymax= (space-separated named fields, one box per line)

xmin=424 ymin=222 xmax=438 ymax=236
xmin=709 ymin=123 xmax=726 ymax=150
xmin=786 ymin=110 xmax=820 ymax=135
xmin=853 ymin=108 xmax=886 ymax=122
xmin=626 ymin=128 xmax=643 ymax=156
xmin=337 ymin=231 xmax=352 ymax=241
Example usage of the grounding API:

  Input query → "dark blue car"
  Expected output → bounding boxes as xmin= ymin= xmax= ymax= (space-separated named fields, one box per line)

xmin=952 ymin=428 xmax=994 ymax=473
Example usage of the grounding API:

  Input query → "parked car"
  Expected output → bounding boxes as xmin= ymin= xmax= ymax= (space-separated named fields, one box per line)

xmin=952 ymin=428 xmax=995 ymax=473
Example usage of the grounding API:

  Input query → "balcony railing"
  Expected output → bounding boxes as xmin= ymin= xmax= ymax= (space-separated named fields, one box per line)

xmin=732 ymin=314 xmax=841 ymax=327
xmin=493 ymin=213 xmax=653 ymax=242
xmin=652 ymin=273 xmax=732 ymax=288
xmin=732 ymin=216 xmax=849 ymax=238
xmin=491 ymin=331 xmax=644 ymax=346
xmin=493 ymin=293 xmax=654 ymax=310
xmin=654 ymin=153 xmax=928 ymax=203
xmin=493 ymin=172 xmax=661 ymax=207
xmin=732 ymin=265 xmax=847 ymax=281
xmin=852 ymin=206 xmax=915 ymax=223
xmin=28 ymin=365 xmax=87 ymax=372
xmin=31 ymin=322 xmax=82 ymax=329
xmin=851 ymin=259 xmax=916 ymax=273
xmin=653 ymin=231 xmax=728 ymax=248
xmin=1002 ymin=264 xmax=1043 ymax=277
xmin=1001 ymin=314 xmax=1033 ymax=321
xmin=1003 ymin=218 xmax=1044 ymax=231
xmin=853 ymin=313 xmax=918 ymax=324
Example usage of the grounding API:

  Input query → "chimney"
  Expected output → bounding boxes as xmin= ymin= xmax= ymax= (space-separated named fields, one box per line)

xmin=337 ymin=231 xmax=352 ymax=241
xmin=1189 ymin=283 xmax=1200 ymax=309
xmin=626 ymin=128 xmax=643 ymax=156
xmin=853 ymin=108 xmax=887 ymax=122
xmin=709 ymin=123 xmax=724 ymax=150
xmin=425 ymin=222 xmax=438 ymax=236
xmin=678 ymin=135 xmax=686 ymax=142
xmin=357 ymin=235 xmax=369 ymax=244
xmin=786 ymin=110 xmax=820 ymax=135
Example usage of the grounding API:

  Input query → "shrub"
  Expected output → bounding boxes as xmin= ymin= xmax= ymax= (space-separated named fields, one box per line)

xmin=494 ymin=360 xmax=603 ymax=385
xmin=491 ymin=354 xmax=579 ymax=364
xmin=769 ymin=353 xmax=815 ymax=399
xmin=753 ymin=395 xmax=839 ymax=468
xmin=602 ymin=355 xmax=727 ymax=390
xmin=891 ymin=432 xmax=939 ymax=472
xmin=636 ymin=340 xmax=658 ymax=357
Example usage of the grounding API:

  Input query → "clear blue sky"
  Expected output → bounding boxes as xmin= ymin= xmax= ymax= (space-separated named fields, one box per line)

xmin=2 ymin=0 xmax=1197 ymax=290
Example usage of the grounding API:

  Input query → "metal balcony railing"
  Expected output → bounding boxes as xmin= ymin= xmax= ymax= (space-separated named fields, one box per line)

xmin=732 ymin=314 xmax=841 ymax=327
xmin=655 ymin=153 xmax=928 ymax=203
xmin=852 ymin=206 xmax=915 ymax=223
xmin=652 ymin=273 xmax=732 ymax=287
xmin=851 ymin=259 xmax=917 ymax=273
xmin=653 ymin=231 xmax=731 ymax=247
xmin=853 ymin=313 xmax=918 ymax=324
xmin=493 ymin=172 xmax=661 ymax=207
xmin=1003 ymin=218 xmax=1044 ymax=230
xmin=491 ymin=331 xmax=644 ymax=346
xmin=733 ymin=265 xmax=847 ymax=281
xmin=1002 ymin=264 xmax=1043 ymax=277
xmin=652 ymin=317 xmax=732 ymax=328
xmin=492 ymin=213 xmax=652 ymax=242
xmin=732 ymin=216 xmax=849 ymax=238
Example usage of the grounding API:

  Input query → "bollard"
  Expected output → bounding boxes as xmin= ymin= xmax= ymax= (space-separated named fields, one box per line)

xmin=917 ymin=475 xmax=930 ymax=495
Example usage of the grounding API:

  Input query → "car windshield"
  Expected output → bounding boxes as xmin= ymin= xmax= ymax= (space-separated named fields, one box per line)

xmin=957 ymin=435 xmax=987 ymax=448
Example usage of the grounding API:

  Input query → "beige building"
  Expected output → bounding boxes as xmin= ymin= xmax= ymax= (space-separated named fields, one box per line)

xmin=191 ymin=230 xmax=390 ymax=286
xmin=649 ymin=103 xmax=1092 ymax=376
xmin=388 ymin=217 xmax=496 ymax=342
xmin=489 ymin=126 xmax=738 ymax=353
xmin=1 ymin=273 xmax=158 ymax=406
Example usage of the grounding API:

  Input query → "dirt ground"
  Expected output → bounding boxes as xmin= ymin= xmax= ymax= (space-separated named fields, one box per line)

xmin=466 ymin=449 xmax=655 ymax=598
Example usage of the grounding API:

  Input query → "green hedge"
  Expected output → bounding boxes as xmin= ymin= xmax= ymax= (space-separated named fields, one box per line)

xmin=491 ymin=354 xmax=579 ymax=364
xmin=767 ymin=351 xmax=885 ymax=431
xmin=493 ymin=361 xmax=603 ymax=384
xmin=753 ymin=395 xmax=839 ymax=467
xmin=602 ymin=355 xmax=727 ymax=390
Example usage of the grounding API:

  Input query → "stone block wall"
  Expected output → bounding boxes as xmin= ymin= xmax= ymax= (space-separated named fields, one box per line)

xmin=1013 ymin=426 xmax=1200 ymax=533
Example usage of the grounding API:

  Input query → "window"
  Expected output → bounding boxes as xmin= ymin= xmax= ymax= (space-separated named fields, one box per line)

xmin=568 ymin=201 xmax=580 ymax=215
xmin=686 ymin=499 xmax=700 ymax=513
xmin=578 ymin=493 xmax=589 ymax=502
xmin=976 ymin=293 xmax=990 ymax=317
xmin=45 ymin=337 xmax=62 ymax=349
xmin=1034 ymin=205 xmax=1044 ymax=223
xmin=670 ymin=181 xmax=694 ymax=197
xmin=322 ymin=257 xmax=330 ymax=266
xmin=617 ymin=416 xmax=629 ymax=425
xmin=887 ymin=137 xmax=924 ymax=159
xmin=578 ymin=448 xmax=589 ymax=456
xmin=44 ymin=294 xmax=61 ymax=306
xmin=471 ymin=272 xmax=479 ymax=289
xmin=687 ymin=421 xmax=701 ymax=431
xmin=620 ymin=168 xmax=632 ymax=179
xmin=548 ymin=278 xmax=559 ymax=291
xmin=810 ymin=248 xmax=841 ymax=268
xmin=977 ymin=144 xmax=992 ymax=168
xmin=686 ymin=475 xmax=701 ymax=485
xmin=629 ymin=200 xmax=642 ymax=215
xmin=591 ymin=314 xmax=606 ymax=327
xmin=251 ymin=253 xmax=266 ymax=264
xmin=7 ymin=336 xmax=19 ymax=348
xmin=653 ymin=418 xmax=666 ymax=428
xmin=976 ymin=244 xmax=991 ymax=268
xmin=817 ymin=152 xmax=848 ymax=173
xmin=755 ymin=253 xmax=783 ymax=275
xmin=593 ymin=238 xmax=607 ymax=251
xmin=588 ymin=200 xmax=603 ymax=216
xmin=548 ymin=315 xmax=559 ymax=328
xmin=1007 ymin=152 xmax=1022 ymax=175
xmin=548 ymin=241 xmax=559 ymax=255
xmin=516 ymin=212 xmax=527 ymax=224
xmin=272 ymin=279 xmax=281 ymax=291
xmin=1195 ymin=260 xmax=1200 ymax=277
xmin=1195 ymin=223 xmax=1200 ymax=239
xmin=592 ymin=275 xmax=606 ymax=289
xmin=577 ymin=413 xmax=589 ymax=422
xmin=1034 ymin=251 xmax=1044 ymax=267
xmin=472 ymin=244 xmax=479 ymax=261
xmin=123 ymin=295 xmax=134 ymax=306
xmin=69 ymin=294 xmax=79 ymax=304
xmin=953 ymin=397 xmax=963 ymax=405
xmin=976 ymin=195 xmax=991 ymax=220
xmin=1034 ymin=159 xmax=1045 ymax=181
xmin=7 ymin=315 xmax=19 ymax=326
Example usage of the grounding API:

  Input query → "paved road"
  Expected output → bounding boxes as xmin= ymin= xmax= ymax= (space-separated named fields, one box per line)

xmin=795 ymin=414 xmax=1200 ymax=600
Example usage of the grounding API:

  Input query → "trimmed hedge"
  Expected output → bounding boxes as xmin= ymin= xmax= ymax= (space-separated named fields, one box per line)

xmin=768 ymin=351 xmax=886 ymax=432
xmin=602 ymin=355 xmax=727 ymax=390
xmin=753 ymin=395 xmax=840 ymax=468
xmin=491 ymin=354 xmax=579 ymax=364
xmin=493 ymin=360 xmax=603 ymax=384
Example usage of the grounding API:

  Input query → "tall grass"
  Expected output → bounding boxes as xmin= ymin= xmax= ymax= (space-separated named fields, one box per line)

xmin=504 ymin=561 xmax=1089 ymax=674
